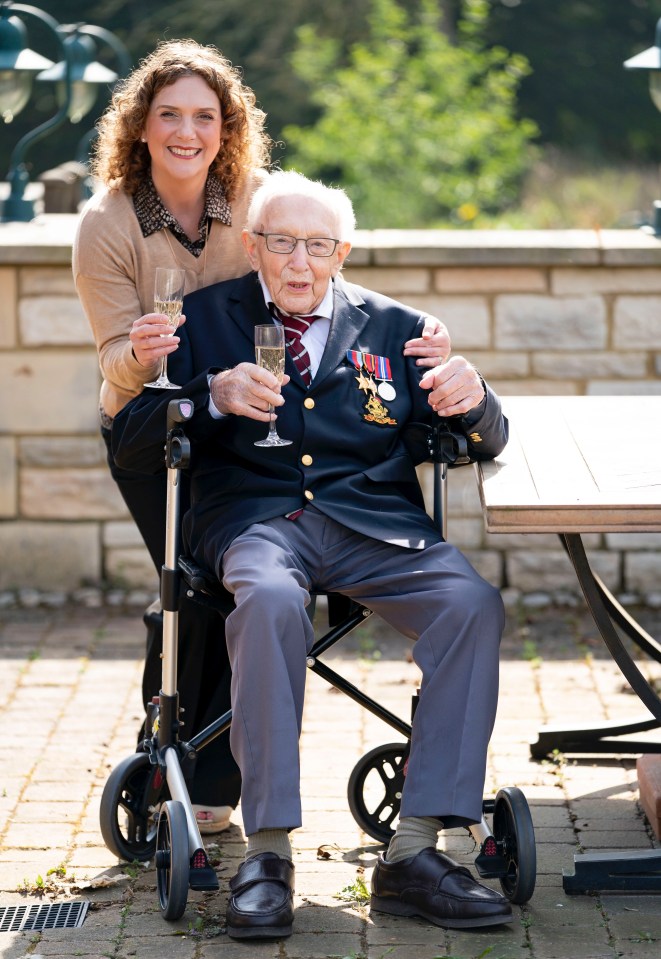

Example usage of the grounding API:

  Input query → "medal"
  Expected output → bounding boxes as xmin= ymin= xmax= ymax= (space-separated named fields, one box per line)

xmin=374 ymin=354 xmax=396 ymax=400
xmin=348 ymin=350 xmax=373 ymax=393
xmin=363 ymin=353 xmax=379 ymax=395
xmin=346 ymin=350 xmax=397 ymax=424
xmin=377 ymin=381 xmax=396 ymax=401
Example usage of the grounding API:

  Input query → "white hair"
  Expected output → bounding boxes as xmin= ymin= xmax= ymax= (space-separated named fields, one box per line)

xmin=246 ymin=169 xmax=356 ymax=243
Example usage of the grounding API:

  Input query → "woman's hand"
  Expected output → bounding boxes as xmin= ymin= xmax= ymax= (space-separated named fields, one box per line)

xmin=129 ymin=312 xmax=186 ymax=368
xmin=403 ymin=315 xmax=451 ymax=368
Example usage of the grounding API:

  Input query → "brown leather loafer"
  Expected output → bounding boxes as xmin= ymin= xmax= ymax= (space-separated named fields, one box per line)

xmin=226 ymin=853 xmax=295 ymax=939
xmin=371 ymin=847 xmax=512 ymax=929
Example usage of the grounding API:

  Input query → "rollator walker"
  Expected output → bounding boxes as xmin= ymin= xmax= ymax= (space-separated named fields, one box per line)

xmin=100 ymin=398 xmax=537 ymax=920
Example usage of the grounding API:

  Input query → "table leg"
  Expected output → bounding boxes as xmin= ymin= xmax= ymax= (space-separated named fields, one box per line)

xmin=530 ymin=533 xmax=661 ymax=759
xmin=534 ymin=535 xmax=661 ymax=894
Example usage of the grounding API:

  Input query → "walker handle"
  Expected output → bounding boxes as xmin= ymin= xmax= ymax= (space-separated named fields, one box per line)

xmin=167 ymin=398 xmax=194 ymax=433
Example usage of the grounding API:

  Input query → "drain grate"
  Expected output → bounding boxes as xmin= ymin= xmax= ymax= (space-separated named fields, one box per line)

xmin=0 ymin=900 xmax=89 ymax=932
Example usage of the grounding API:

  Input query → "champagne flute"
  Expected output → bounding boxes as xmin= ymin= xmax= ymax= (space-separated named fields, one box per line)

xmin=144 ymin=267 xmax=186 ymax=389
xmin=254 ymin=324 xmax=292 ymax=447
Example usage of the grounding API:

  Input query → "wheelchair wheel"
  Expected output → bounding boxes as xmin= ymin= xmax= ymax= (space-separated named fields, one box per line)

xmin=348 ymin=742 xmax=408 ymax=844
xmin=99 ymin=751 xmax=167 ymax=862
xmin=155 ymin=800 xmax=189 ymax=920
xmin=492 ymin=786 xmax=536 ymax=904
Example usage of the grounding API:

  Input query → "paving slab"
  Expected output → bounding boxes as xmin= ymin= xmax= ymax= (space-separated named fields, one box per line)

xmin=0 ymin=601 xmax=660 ymax=959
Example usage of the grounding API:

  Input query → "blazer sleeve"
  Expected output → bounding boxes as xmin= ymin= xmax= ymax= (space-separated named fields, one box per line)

xmin=111 ymin=370 xmax=224 ymax=474
xmin=401 ymin=315 xmax=509 ymax=462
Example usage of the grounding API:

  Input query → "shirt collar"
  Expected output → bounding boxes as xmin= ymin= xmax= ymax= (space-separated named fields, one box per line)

xmin=258 ymin=273 xmax=334 ymax=320
xmin=133 ymin=173 xmax=232 ymax=240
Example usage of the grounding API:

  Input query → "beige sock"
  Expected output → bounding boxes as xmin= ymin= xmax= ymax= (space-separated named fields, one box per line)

xmin=246 ymin=828 xmax=292 ymax=861
xmin=386 ymin=816 xmax=442 ymax=863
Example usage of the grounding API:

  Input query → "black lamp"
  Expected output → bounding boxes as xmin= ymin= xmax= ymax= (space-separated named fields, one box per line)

xmin=73 ymin=24 xmax=131 ymax=173
xmin=624 ymin=16 xmax=661 ymax=236
xmin=37 ymin=25 xmax=117 ymax=124
xmin=0 ymin=5 xmax=52 ymax=122
xmin=0 ymin=3 xmax=119 ymax=222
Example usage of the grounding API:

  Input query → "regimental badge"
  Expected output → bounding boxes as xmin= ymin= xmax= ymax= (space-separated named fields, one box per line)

xmin=363 ymin=394 xmax=397 ymax=426
xmin=347 ymin=350 xmax=398 ymax=424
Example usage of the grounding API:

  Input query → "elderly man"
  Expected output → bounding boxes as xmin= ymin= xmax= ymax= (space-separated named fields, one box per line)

xmin=113 ymin=170 xmax=511 ymax=939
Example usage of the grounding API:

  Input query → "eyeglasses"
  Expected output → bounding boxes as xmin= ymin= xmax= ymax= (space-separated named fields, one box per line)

xmin=253 ymin=232 xmax=340 ymax=257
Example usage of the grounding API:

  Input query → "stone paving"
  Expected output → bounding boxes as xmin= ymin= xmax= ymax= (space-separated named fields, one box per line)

xmin=0 ymin=600 xmax=660 ymax=959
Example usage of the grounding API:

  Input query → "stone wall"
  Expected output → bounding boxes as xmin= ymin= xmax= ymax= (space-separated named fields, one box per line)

xmin=1 ymin=217 xmax=660 ymax=600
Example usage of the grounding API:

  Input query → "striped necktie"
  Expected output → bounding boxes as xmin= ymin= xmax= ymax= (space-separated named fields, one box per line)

xmin=269 ymin=304 xmax=321 ymax=386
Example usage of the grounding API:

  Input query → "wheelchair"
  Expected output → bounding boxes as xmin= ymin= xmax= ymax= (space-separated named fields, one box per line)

xmin=100 ymin=398 xmax=537 ymax=921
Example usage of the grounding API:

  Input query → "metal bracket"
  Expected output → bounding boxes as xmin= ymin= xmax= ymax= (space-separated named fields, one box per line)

xmin=563 ymin=849 xmax=661 ymax=893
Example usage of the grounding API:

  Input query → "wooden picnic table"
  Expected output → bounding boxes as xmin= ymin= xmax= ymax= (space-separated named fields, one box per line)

xmin=476 ymin=395 xmax=661 ymax=892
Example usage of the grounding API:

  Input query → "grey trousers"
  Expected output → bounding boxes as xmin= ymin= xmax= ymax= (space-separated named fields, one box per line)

xmin=219 ymin=507 xmax=504 ymax=837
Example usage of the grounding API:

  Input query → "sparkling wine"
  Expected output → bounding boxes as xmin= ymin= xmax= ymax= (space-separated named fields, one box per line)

xmin=154 ymin=298 xmax=183 ymax=332
xmin=256 ymin=345 xmax=285 ymax=379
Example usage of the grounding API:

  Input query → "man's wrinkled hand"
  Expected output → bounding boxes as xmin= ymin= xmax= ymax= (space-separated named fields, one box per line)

xmin=419 ymin=356 xmax=485 ymax=418
xmin=210 ymin=363 xmax=290 ymax=421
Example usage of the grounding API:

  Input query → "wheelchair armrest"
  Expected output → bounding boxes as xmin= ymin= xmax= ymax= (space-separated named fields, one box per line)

xmin=178 ymin=556 xmax=224 ymax=597
xmin=427 ymin=423 xmax=471 ymax=466
xmin=405 ymin=422 xmax=472 ymax=467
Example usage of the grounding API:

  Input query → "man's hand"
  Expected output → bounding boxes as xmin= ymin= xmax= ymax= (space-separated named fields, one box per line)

xmin=420 ymin=357 xmax=485 ymax=417
xmin=403 ymin=315 xmax=451 ymax=368
xmin=130 ymin=312 xmax=186 ymax=368
xmin=211 ymin=363 xmax=291 ymax=421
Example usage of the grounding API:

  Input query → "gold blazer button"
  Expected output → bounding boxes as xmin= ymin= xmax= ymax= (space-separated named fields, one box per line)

xmin=304 ymin=490 xmax=314 ymax=501
xmin=301 ymin=454 xmax=313 ymax=466
xmin=304 ymin=398 xmax=315 ymax=409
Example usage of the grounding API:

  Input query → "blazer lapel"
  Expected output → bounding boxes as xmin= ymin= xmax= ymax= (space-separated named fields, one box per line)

xmin=312 ymin=278 xmax=369 ymax=388
xmin=226 ymin=273 xmax=272 ymax=350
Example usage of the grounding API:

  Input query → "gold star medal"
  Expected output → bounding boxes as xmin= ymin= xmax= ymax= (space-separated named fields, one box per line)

xmin=347 ymin=350 xmax=371 ymax=393
xmin=363 ymin=352 xmax=380 ymax=396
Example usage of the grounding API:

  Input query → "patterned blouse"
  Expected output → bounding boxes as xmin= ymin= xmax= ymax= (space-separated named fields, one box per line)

xmin=133 ymin=174 xmax=232 ymax=256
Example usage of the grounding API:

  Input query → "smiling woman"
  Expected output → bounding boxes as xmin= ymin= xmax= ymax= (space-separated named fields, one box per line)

xmin=142 ymin=75 xmax=223 ymax=236
xmin=71 ymin=39 xmax=272 ymax=834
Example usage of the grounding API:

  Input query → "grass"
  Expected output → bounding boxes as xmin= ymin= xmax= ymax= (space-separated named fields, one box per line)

xmin=334 ymin=874 xmax=371 ymax=905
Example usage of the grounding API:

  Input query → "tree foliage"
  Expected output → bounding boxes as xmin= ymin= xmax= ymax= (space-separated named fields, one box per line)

xmin=482 ymin=0 xmax=661 ymax=162
xmin=4 ymin=0 xmax=661 ymax=217
xmin=282 ymin=0 xmax=537 ymax=227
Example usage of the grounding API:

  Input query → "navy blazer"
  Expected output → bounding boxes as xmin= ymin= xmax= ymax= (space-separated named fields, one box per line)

xmin=113 ymin=273 xmax=508 ymax=566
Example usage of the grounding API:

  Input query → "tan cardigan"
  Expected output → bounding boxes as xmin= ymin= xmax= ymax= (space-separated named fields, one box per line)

xmin=72 ymin=169 xmax=266 ymax=419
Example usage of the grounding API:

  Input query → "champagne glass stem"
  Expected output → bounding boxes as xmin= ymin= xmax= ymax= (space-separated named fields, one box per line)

xmin=265 ymin=404 xmax=278 ymax=441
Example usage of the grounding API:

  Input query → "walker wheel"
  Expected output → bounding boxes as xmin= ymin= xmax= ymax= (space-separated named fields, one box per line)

xmin=492 ymin=786 xmax=536 ymax=904
xmin=347 ymin=742 xmax=408 ymax=844
xmin=155 ymin=800 xmax=190 ymax=920
xmin=100 ymin=751 xmax=167 ymax=862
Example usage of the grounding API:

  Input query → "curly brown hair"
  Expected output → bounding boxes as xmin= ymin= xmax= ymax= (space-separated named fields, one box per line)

xmin=92 ymin=39 xmax=271 ymax=199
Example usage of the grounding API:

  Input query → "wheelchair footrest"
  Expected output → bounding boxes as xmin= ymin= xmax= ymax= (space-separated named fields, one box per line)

xmin=189 ymin=849 xmax=219 ymax=891
xmin=474 ymin=836 xmax=509 ymax=879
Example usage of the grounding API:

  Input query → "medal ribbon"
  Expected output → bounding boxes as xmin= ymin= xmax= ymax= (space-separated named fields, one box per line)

xmin=347 ymin=350 xmax=364 ymax=370
xmin=347 ymin=350 xmax=392 ymax=381
xmin=376 ymin=355 xmax=392 ymax=381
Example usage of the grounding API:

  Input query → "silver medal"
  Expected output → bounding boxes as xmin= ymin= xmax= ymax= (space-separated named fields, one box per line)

xmin=377 ymin=381 xmax=396 ymax=401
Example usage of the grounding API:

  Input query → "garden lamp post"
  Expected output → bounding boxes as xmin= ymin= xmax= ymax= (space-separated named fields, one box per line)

xmin=0 ymin=3 xmax=118 ymax=222
xmin=73 ymin=24 xmax=131 ymax=172
xmin=37 ymin=25 xmax=117 ymax=124
xmin=0 ymin=4 xmax=53 ymax=123
xmin=624 ymin=16 xmax=661 ymax=236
